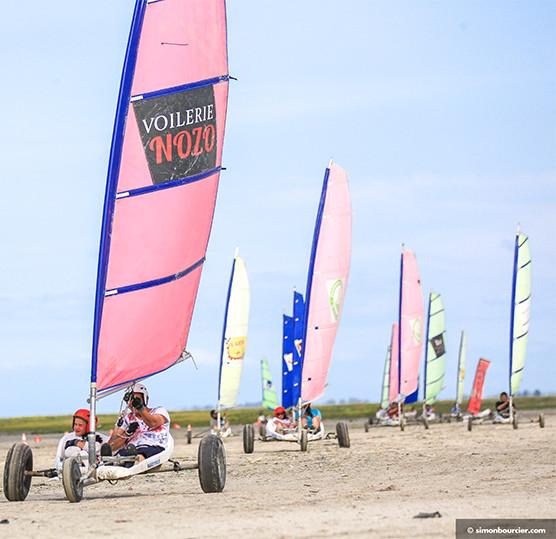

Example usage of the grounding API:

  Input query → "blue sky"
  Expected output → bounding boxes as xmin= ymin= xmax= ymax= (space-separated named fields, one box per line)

xmin=0 ymin=1 xmax=554 ymax=417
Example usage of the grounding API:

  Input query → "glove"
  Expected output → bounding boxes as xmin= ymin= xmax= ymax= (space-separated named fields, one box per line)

xmin=131 ymin=396 xmax=144 ymax=411
xmin=125 ymin=422 xmax=139 ymax=437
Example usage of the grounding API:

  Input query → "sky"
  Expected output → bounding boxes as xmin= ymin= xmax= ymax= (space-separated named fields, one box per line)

xmin=0 ymin=1 xmax=554 ymax=417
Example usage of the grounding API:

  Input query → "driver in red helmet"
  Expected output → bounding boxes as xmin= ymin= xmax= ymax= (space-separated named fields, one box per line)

xmin=54 ymin=409 xmax=108 ymax=471
xmin=265 ymin=406 xmax=291 ymax=438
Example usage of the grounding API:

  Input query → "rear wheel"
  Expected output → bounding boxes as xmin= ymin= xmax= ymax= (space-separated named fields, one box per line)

xmin=3 ymin=443 xmax=33 ymax=502
xmin=467 ymin=419 xmax=473 ymax=432
xmin=400 ymin=418 xmax=405 ymax=432
xmin=62 ymin=457 xmax=83 ymax=503
xmin=258 ymin=423 xmax=266 ymax=438
xmin=512 ymin=414 xmax=518 ymax=430
xmin=242 ymin=424 xmax=254 ymax=454
xmin=539 ymin=414 xmax=545 ymax=428
xmin=198 ymin=435 xmax=226 ymax=493
xmin=336 ymin=422 xmax=350 ymax=448
xmin=299 ymin=429 xmax=308 ymax=452
xmin=423 ymin=417 xmax=429 ymax=430
xmin=364 ymin=422 xmax=369 ymax=433
xmin=186 ymin=430 xmax=192 ymax=444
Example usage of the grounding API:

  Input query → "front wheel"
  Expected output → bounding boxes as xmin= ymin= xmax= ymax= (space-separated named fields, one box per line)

xmin=512 ymin=414 xmax=518 ymax=430
xmin=198 ymin=435 xmax=226 ymax=493
xmin=336 ymin=422 xmax=350 ymax=448
xmin=62 ymin=457 xmax=83 ymax=503
xmin=539 ymin=413 xmax=545 ymax=428
xmin=186 ymin=430 xmax=192 ymax=444
xmin=3 ymin=443 xmax=33 ymax=502
xmin=467 ymin=419 xmax=473 ymax=432
xmin=423 ymin=417 xmax=429 ymax=430
xmin=364 ymin=422 xmax=369 ymax=433
xmin=242 ymin=424 xmax=254 ymax=454
xmin=400 ymin=418 xmax=405 ymax=432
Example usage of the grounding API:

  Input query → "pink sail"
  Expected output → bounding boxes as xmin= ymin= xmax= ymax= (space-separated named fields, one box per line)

xmin=388 ymin=323 xmax=399 ymax=404
xmin=92 ymin=0 xmax=229 ymax=392
xmin=398 ymin=249 xmax=424 ymax=401
xmin=301 ymin=163 xmax=352 ymax=403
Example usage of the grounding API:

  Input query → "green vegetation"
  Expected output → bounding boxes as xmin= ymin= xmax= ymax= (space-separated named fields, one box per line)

xmin=0 ymin=396 xmax=553 ymax=434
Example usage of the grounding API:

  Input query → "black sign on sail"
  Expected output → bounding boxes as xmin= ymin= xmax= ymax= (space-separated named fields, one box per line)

xmin=133 ymin=85 xmax=217 ymax=185
xmin=431 ymin=334 xmax=445 ymax=357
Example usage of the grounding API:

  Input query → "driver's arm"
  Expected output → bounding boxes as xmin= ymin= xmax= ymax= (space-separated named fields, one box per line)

xmin=135 ymin=408 xmax=166 ymax=429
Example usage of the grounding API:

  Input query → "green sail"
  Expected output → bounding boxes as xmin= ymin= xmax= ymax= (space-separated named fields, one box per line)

xmin=424 ymin=292 xmax=446 ymax=404
xmin=510 ymin=232 xmax=531 ymax=396
xmin=456 ymin=330 xmax=466 ymax=406
xmin=381 ymin=344 xmax=391 ymax=409
xmin=261 ymin=358 xmax=279 ymax=410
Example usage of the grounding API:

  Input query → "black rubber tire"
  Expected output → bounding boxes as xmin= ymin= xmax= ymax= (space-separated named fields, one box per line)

xmin=242 ymin=424 xmax=254 ymax=454
xmin=423 ymin=417 xmax=429 ymax=430
xmin=258 ymin=424 xmax=266 ymax=438
xmin=512 ymin=415 xmax=518 ymax=430
xmin=186 ymin=430 xmax=192 ymax=444
xmin=369 ymin=417 xmax=374 ymax=426
xmin=62 ymin=457 xmax=83 ymax=503
xmin=539 ymin=414 xmax=545 ymax=428
xmin=400 ymin=418 xmax=405 ymax=432
xmin=3 ymin=442 xmax=33 ymax=502
xmin=447 ymin=416 xmax=452 ymax=424
xmin=468 ymin=419 xmax=473 ymax=432
xmin=364 ymin=422 xmax=369 ymax=433
xmin=336 ymin=422 xmax=350 ymax=448
xmin=198 ymin=435 xmax=226 ymax=493
xmin=299 ymin=429 xmax=308 ymax=452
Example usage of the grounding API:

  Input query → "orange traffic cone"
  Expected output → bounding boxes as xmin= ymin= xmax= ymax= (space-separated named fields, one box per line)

xmin=33 ymin=436 xmax=42 ymax=444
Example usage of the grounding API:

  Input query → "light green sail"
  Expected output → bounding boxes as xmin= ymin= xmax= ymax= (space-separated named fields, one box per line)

xmin=381 ymin=344 xmax=391 ymax=409
xmin=261 ymin=358 xmax=278 ymax=410
xmin=456 ymin=330 xmax=466 ymax=406
xmin=510 ymin=232 xmax=531 ymax=396
xmin=424 ymin=292 xmax=446 ymax=404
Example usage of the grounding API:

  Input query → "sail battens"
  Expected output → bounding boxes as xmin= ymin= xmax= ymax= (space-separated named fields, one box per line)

xmin=116 ymin=166 xmax=222 ymax=199
xmin=132 ymin=75 xmax=229 ymax=101
xmin=105 ymin=257 xmax=205 ymax=296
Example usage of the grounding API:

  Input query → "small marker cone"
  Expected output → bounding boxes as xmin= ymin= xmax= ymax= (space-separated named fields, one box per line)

xmin=33 ymin=436 xmax=42 ymax=444
xmin=173 ymin=423 xmax=181 ymax=429
xmin=21 ymin=433 xmax=28 ymax=444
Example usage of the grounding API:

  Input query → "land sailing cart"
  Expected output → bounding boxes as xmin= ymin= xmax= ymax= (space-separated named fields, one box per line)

xmin=242 ymin=162 xmax=352 ymax=454
xmin=4 ymin=0 xmax=231 ymax=502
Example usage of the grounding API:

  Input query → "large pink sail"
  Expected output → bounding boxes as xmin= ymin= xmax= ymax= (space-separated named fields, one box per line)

xmin=388 ymin=322 xmax=399 ymax=404
xmin=397 ymin=249 xmax=424 ymax=401
xmin=301 ymin=163 xmax=352 ymax=403
xmin=92 ymin=0 xmax=229 ymax=393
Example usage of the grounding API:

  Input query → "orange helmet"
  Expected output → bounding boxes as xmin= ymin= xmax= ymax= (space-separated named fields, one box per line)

xmin=274 ymin=406 xmax=287 ymax=417
xmin=72 ymin=409 xmax=98 ymax=433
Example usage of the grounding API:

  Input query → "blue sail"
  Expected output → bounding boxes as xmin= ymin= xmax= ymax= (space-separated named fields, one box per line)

xmin=281 ymin=315 xmax=294 ymax=409
xmin=291 ymin=291 xmax=305 ymax=406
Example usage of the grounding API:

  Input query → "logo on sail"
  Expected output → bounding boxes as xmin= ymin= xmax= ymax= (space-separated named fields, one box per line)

xmin=133 ymin=85 xmax=217 ymax=185
xmin=283 ymin=353 xmax=293 ymax=372
xmin=294 ymin=339 xmax=303 ymax=357
xmin=411 ymin=318 xmax=422 ymax=344
xmin=226 ymin=336 xmax=246 ymax=360
xmin=431 ymin=334 xmax=445 ymax=356
xmin=326 ymin=278 xmax=344 ymax=322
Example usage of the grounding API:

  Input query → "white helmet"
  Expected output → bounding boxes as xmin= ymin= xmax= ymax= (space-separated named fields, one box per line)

xmin=127 ymin=382 xmax=149 ymax=406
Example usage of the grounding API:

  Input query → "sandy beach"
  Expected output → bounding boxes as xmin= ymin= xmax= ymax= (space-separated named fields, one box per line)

xmin=0 ymin=411 xmax=554 ymax=539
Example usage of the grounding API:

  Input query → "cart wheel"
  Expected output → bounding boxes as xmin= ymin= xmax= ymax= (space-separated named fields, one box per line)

xmin=364 ymin=422 xmax=369 ymax=433
xmin=186 ymin=430 xmax=192 ymax=445
xmin=198 ymin=435 xmax=226 ymax=493
xmin=299 ymin=429 xmax=308 ymax=452
xmin=258 ymin=424 xmax=266 ymax=438
xmin=3 ymin=442 xmax=33 ymax=502
xmin=447 ymin=416 xmax=452 ymax=424
xmin=512 ymin=415 xmax=518 ymax=430
xmin=539 ymin=413 xmax=545 ymax=428
xmin=336 ymin=422 xmax=350 ymax=448
xmin=369 ymin=417 xmax=374 ymax=426
xmin=400 ymin=418 xmax=405 ymax=432
xmin=467 ymin=419 xmax=473 ymax=432
xmin=242 ymin=424 xmax=254 ymax=454
xmin=62 ymin=457 xmax=83 ymax=503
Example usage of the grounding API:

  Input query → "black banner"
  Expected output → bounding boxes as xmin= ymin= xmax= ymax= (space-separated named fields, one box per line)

xmin=431 ymin=334 xmax=445 ymax=356
xmin=133 ymin=85 xmax=217 ymax=185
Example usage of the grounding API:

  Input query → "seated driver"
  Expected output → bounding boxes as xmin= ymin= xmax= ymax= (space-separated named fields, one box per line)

xmin=423 ymin=403 xmax=436 ymax=421
xmin=105 ymin=382 xmax=171 ymax=462
xmin=495 ymin=391 xmax=515 ymax=420
xmin=54 ymin=409 xmax=107 ymax=471
xmin=298 ymin=403 xmax=322 ymax=432
xmin=266 ymin=406 xmax=291 ymax=437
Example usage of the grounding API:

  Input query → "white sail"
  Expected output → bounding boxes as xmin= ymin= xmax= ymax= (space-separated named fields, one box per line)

xmin=218 ymin=254 xmax=250 ymax=408
xmin=456 ymin=330 xmax=466 ymax=406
